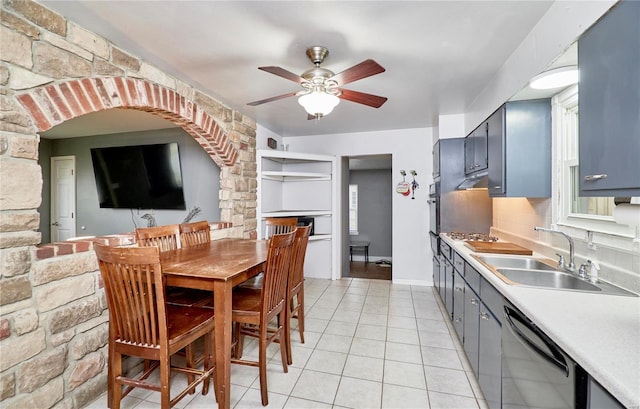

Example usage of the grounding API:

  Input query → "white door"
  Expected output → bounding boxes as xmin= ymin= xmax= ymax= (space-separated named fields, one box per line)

xmin=51 ymin=156 xmax=76 ymax=242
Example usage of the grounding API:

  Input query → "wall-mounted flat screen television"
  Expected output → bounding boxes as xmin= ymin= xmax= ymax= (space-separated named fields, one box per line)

xmin=90 ymin=142 xmax=186 ymax=210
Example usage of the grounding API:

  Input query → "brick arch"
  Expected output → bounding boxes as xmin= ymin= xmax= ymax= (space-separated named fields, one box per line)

xmin=16 ymin=77 xmax=237 ymax=167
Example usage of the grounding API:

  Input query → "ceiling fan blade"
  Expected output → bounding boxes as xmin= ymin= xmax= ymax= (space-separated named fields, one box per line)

xmin=330 ymin=60 xmax=385 ymax=86
xmin=258 ymin=66 xmax=305 ymax=84
xmin=338 ymin=89 xmax=388 ymax=108
xmin=247 ymin=91 xmax=298 ymax=106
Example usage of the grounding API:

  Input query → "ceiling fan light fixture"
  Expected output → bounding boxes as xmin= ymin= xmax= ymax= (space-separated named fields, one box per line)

xmin=529 ymin=66 xmax=579 ymax=90
xmin=298 ymin=91 xmax=340 ymax=116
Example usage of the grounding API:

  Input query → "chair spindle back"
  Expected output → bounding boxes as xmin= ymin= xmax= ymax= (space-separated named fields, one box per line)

xmin=264 ymin=217 xmax=298 ymax=240
xmin=180 ymin=221 xmax=211 ymax=247
xmin=261 ymin=231 xmax=296 ymax=318
xmin=136 ymin=224 xmax=181 ymax=252
xmin=94 ymin=244 xmax=166 ymax=348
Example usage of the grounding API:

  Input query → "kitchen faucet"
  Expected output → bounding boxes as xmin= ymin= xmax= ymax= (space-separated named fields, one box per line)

xmin=533 ymin=226 xmax=576 ymax=272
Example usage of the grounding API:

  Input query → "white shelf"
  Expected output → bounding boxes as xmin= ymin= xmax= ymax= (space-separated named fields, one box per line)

xmin=309 ymin=234 xmax=332 ymax=241
xmin=257 ymin=149 xmax=338 ymax=279
xmin=261 ymin=210 xmax=332 ymax=217
xmin=261 ymin=171 xmax=331 ymax=181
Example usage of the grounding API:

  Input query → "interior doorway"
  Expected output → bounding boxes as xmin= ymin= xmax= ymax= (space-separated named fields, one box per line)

xmin=50 ymin=156 xmax=77 ymax=242
xmin=342 ymin=154 xmax=393 ymax=280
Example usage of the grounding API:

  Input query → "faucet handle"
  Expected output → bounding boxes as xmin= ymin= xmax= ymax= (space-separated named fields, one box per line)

xmin=555 ymin=253 xmax=566 ymax=268
xmin=578 ymin=260 xmax=591 ymax=279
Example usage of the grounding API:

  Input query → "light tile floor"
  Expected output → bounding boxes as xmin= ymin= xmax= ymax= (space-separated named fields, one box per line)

xmin=86 ymin=278 xmax=488 ymax=409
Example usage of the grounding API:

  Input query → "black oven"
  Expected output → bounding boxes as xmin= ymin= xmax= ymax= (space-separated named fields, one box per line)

xmin=429 ymin=182 xmax=440 ymax=235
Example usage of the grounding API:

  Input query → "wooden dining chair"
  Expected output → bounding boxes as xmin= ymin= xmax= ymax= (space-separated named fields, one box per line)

xmin=135 ymin=223 xmax=210 ymax=386
xmin=94 ymin=244 xmax=216 ymax=409
xmin=239 ymin=217 xmax=298 ymax=291
xmin=136 ymin=224 xmax=211 ymax=307
xmin=264 ymin=217 xmax=298 ymax=239
xmin=180 ymin=221 xmax=211 ymax=247
xmin=285 ymin=224 xmax=311 ymax=365
xmin=135 ymin=224 xmax=182 ymax=252
xmin=230 ymin=231 xmax=296 ymax=406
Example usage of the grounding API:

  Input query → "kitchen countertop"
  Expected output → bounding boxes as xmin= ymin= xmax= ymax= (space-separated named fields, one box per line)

xmin=440 ymin=235 xmax=640 ymax=409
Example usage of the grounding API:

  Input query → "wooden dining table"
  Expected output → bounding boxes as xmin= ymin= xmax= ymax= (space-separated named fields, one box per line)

xmin=160 ymin=238 xmax=268 ymax=409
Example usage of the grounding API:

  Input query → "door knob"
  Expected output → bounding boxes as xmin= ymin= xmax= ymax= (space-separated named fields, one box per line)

xmin=51 ymin=222 xmax=60 ymax=226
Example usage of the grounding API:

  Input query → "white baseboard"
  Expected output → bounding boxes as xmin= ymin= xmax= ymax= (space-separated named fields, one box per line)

xmin=391 ymin=278 xmax=433 ymax=286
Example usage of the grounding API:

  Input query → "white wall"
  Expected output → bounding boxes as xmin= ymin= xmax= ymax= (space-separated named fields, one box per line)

xmin=465 ymin=0 xmax=616 ymax=133
xmin=281 ymin=128 xmax=433 ymax=286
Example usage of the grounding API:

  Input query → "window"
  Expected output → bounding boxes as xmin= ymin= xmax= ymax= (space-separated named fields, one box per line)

xmin=554 ymin=85 xmax=632 ymax=236
xmin=349 ymin=184 xmax=358 ymax=234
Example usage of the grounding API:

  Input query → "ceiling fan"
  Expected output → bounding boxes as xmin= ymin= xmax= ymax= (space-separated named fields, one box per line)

xmin=247 ymin=46 xmax=387 ymax=119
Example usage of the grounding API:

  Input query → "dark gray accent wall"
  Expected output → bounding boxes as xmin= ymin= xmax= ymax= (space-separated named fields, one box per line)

xmin=39 ymin=128 xmax=220 ymax=242
xmin=349 ymin=169 xmax=392 ymax=258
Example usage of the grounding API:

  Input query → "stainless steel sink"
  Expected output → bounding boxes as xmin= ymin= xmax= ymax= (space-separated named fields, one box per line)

xmin=472 ymin=254 xmax=638 ymax=296
xmin=476 ymin=255 xmax=558 ymax=271
xmin=496 ymin=268 xmax=601 ymax=292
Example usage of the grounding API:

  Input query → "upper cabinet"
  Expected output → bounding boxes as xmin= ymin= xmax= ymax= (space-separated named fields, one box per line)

xmin=464 ymin=122 xmax=488 ymax=175
xmin=578 ymin=0 xmax=640 ymax=196
xmin=487 ymin=99 xmax=552 ymax=197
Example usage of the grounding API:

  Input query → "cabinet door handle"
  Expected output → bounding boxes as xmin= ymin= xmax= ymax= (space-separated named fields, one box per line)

xmin=480 ymin=312 xmax=490 ymax=321
xmin=492 ymin=186 xmax=501 ymax=189
xmin=470 ymin=299 xmax=478 ymax=305
xmin=455 ymin=287 xmax=464 ymax=292
xmin=454 ymin=317 xmax=462 ymax=323
xmin=584 ymin=174 xmax=608 ymax=181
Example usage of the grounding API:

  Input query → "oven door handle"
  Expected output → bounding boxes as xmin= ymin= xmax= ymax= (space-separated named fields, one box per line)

xmin=504 ymin=305 xmax=569 ymax=377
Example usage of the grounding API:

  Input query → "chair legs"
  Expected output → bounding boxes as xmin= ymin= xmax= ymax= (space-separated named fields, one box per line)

xmin=232 ymin=311 xmax=289 ymax=406
xmin=286 ymin=289 xmax=305 ymax=365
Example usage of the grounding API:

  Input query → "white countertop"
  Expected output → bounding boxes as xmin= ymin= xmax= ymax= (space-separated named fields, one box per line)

xmin=440 ymin=235 xmax=640 ymax=409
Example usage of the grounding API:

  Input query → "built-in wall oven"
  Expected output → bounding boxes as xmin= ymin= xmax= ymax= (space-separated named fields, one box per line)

xmin=502 ymin=301 xmax=587 ymax=408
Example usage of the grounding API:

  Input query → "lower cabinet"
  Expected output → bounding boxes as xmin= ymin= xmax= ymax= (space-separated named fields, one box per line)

xmin=443 ymin=258 xmax=454 ymax=320
xmin=434 ymin=249 xmax=502 ymax=409
xmin=478 ymin=278 xmax=502 ymax=409
xmin=452 ymin=270 xmax=465 ymax=341
xmin=463 ymin=282 xmax=480 ymax=375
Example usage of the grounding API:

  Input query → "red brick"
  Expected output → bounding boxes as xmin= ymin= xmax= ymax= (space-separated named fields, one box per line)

xmin=144 ymin=81 xmax=154 ymax=106
xmin=44 ymin=85 xmax=72 ymax=120
xmin=81 ymin=78 xmax=105 ymax=111
xmin=164 ymin=88 xmax=171 ymax=112
xmin=126 ymin=79 xmax=139 ymax=106
xmin=0 ymin=319 xmax=10 ymax=340
xmin=73 ymin=241 xmax=91 ymax=253
xmin=153 ymin=85 xmax=161 ymax=110
xmin=16 ymin=94 xmax=52 ymax=131
xmin=93 ymin=78 xmax=113 ymax=108
xmin=56 ymin=242 xmax=74 ymax=256
xmin=112 ymin=77 xmax=127 ymax=106
xmin=58 ymin=82 xmax=84 ymax=116
xmin=69 ymin=80 xmax=94 ymax=113
xmin=34 ymin=245 xmax=55 ymax=260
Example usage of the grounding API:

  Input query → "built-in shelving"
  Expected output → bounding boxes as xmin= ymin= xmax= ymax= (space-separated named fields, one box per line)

xmin=257 ymin=149 xmax=338 ymax=279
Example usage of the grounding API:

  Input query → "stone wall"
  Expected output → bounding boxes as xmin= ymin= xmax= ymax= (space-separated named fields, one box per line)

xmin=0 ymin=1 xmax=257 ymax=407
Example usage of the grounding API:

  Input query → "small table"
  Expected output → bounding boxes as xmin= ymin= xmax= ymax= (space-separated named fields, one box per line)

xmin=349 ymin=240 xmax=370 ymax=263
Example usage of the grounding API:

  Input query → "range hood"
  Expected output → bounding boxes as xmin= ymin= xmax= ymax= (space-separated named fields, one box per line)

xmin=456 ymin=172 xmax=488 ymax=190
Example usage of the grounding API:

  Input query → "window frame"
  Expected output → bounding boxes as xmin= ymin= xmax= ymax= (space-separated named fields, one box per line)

xmin=552 ymin=85 xmax=636 ymax=239
xmin=348 ymin=184 xmax=358 ymax=235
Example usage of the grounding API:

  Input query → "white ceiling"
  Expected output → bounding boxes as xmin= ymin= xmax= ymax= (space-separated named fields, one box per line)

xmin=40 ymin=1 xmax=557 ymax=138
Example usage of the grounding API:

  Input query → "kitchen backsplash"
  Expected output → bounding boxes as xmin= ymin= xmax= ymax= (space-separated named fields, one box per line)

xmin=491 ymin=197 xmax=640 ymax=294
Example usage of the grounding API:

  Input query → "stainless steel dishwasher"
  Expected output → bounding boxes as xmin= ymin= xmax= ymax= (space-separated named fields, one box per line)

xmin=502 ymin=301 xmax=587 ymax=408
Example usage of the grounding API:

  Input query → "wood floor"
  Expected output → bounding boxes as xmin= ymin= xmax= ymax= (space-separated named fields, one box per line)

xmin=346 ymin=261 xmax=392 ymax=280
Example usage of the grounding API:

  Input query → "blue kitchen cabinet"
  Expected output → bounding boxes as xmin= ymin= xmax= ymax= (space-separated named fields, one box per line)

xmin=578 ymin=0 xmax=640 ymax=196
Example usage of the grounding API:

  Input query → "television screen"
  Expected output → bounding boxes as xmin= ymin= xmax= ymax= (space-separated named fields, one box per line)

xmin=90 ymin=142 xmax=186 ymax=210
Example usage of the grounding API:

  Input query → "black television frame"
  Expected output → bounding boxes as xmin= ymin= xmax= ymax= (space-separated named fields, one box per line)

xmin=90 ymin=142 xmax=187 ymax=210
